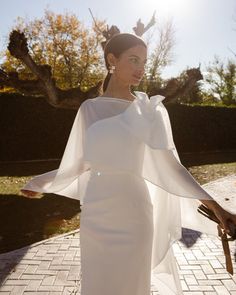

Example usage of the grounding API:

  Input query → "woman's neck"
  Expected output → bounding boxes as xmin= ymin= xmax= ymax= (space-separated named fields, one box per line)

xmin=102 ymin=76 xmax=135 ymax=101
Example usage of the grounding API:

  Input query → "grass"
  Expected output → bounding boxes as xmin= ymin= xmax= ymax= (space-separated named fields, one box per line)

xmin=0 ymin=161 xmax=235 ymax=254
xmin=188 ymin=162 xmax=236 ymax=184
xmin=181 ymin=101 xmax=236 ymax=108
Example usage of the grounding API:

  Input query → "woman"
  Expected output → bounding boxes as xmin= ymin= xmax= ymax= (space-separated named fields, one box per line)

xmin=21 ymin=33 xmax=236 ymax=295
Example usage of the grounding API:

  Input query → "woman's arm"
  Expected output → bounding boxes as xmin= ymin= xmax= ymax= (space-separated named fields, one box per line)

xmin=21 ymin=189 xmax=42 ymax=198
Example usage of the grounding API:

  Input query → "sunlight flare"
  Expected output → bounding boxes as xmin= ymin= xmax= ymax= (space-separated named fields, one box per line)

xmin=145 ymin=0 xmax=190 ymax=17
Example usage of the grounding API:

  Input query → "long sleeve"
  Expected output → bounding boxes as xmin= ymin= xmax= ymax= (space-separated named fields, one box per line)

xmin=120 ymin=91 xmax=215 ymax=201
xmin=21 ymin=100 xmax=91 ymax=198
xmin=142 ymin=145 xmax=214 ymax=200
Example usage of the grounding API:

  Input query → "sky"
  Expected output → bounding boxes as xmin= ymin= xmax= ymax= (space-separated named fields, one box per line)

xmin=1 ymin=0 xmax=236 ymax=79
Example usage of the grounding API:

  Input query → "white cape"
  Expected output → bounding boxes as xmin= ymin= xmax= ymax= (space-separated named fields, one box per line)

xmin=22 ymin=91 xmax=219 ymax=294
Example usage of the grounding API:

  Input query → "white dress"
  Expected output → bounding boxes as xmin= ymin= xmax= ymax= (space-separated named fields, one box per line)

xmin=22 ymin=91 xmax=219 ymax=295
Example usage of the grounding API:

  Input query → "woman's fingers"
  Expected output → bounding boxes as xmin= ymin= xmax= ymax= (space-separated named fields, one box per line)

xmin=230 ymin=214 xmax=236 ymax=224
xmin=227 ymin=214 xmax=236 ymax=235
xmin=227 ymin=219 xmax=236 ymax=236
xmin=218 ymin=212 xmax=236 ymax=235
xmin=213 ymin=208 xmax=231 ymax=233
xmin=20 ymin=189 xmax=40 ymax=197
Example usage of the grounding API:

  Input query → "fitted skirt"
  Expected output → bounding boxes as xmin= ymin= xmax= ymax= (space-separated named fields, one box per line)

xmin=80 ymin=168 xmax=154 ymax=295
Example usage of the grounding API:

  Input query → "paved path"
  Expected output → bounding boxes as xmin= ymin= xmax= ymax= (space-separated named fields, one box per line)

xmin=0 ymin=174 xmax=236 ymax=295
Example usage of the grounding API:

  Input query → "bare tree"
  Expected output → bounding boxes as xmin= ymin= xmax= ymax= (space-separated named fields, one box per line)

xmin=148 ymin=20 xmax=176 ymax=78
xmin=204 ymin=56 xmax=236 ymax=105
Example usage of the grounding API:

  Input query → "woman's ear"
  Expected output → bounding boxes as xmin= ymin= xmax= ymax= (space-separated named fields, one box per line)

xmin=107 ymin=53 xmax=116 ymax=67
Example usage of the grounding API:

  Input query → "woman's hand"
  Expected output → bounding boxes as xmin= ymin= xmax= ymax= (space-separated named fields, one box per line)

xmin=212 ymin=205 xmax=236 ymax=235
xmin=201 ymin=199 xmax=236 ymax=235
xmin=20 ymin=189 xmax=42 ymax=198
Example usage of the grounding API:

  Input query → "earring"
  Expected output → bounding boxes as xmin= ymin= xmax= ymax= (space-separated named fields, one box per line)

xmin=109 ymin=65 xmax=116 ymax=74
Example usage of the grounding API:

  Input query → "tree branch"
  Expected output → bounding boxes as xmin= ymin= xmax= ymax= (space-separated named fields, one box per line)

xmin=154 ymin=67 xmax=203 ymax=103
xmin=6 ymin=30 xmax=102 ymax=109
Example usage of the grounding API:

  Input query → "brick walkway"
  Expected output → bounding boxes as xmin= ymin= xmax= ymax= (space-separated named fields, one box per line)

xmin=0 ymin=174 xmax=236 ymax=295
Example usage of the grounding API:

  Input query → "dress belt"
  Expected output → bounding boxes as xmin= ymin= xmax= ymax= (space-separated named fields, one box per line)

xmin=90 ymin=164 xmax=133 ymax=176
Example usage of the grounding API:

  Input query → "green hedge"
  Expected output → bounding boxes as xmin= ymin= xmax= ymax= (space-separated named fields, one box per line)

xmin=0 ymin=93 xmax=235 ymax=161
xmin=0 ymin=93 xmax=76 ymax=161
xmin=167 ymin=103 xmax=236 ymax=152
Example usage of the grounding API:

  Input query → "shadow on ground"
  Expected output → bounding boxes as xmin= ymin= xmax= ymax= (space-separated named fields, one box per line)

xmin=0 ymin=193 xmax=80 ymax=254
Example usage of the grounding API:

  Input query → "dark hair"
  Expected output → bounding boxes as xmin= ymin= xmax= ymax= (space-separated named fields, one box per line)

xmin=102 ymin=33 xmax=147 ymax=92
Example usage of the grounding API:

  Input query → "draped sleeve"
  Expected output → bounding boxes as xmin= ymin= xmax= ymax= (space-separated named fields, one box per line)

xmin=118 ymin=91 xmax=214 ymax=201
xmin=21 ymin=99 xmax=92 ymax=198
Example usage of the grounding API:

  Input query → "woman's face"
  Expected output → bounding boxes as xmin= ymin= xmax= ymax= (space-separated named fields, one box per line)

xmin=108 ymin=45 xmax=147 ymax=86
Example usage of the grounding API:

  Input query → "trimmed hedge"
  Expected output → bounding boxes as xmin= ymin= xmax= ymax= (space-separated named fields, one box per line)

xmin=0 ymin=93 xmax=76 ymax=161
xmin=0 ymin=93 xmax=235 ymax=161
xmin=168 ymin=103 xmax=236 ymax=152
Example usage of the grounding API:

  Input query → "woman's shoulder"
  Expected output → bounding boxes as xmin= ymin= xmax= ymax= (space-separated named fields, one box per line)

xmin=82 ymin=96 xmax=103 ymax=104
xmin=80 ymin=97 xmax=96 ymax=108
xmin=79 ymin=96 xmax=104 ymax=113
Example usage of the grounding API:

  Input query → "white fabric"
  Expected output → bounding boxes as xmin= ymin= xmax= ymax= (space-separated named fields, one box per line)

xmin=22 ymin=91 xmax=218 ymax=295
